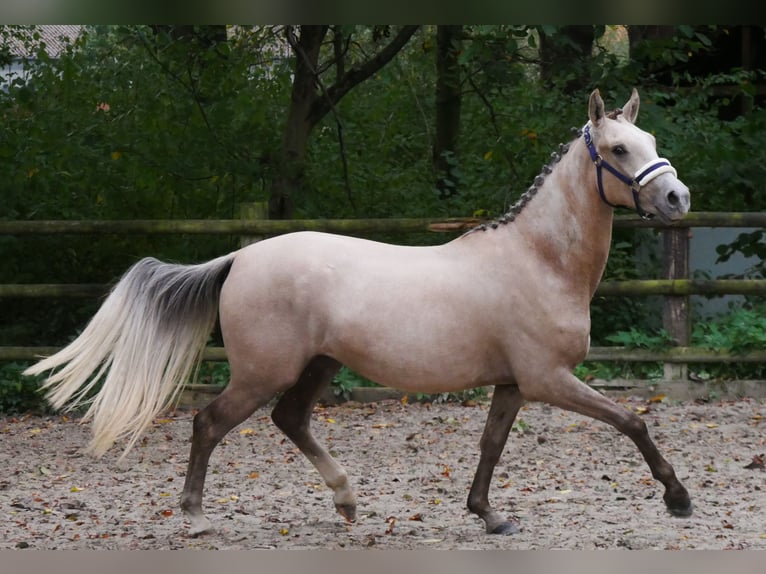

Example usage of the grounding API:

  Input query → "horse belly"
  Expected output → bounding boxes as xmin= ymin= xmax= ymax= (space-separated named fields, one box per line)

xmin=323 ymin=304 xmax=510 ymax=393
xmin=341 ymin=349 xmax=506 ymax=394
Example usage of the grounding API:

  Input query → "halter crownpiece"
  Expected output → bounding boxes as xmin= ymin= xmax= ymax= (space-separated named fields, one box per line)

xmin=583 ymin=124 xmax=677 ymax=219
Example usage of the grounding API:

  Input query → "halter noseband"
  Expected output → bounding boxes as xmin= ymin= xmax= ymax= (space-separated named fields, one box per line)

xmin=583 ymin=124 xmax=677 ymax=220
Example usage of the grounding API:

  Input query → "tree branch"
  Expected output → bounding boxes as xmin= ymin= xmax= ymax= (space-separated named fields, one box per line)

xmin=307 ymin=25 xmax=420 ymax=128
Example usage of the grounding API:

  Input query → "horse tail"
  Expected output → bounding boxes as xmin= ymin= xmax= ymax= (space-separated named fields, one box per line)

xmin=24 ymin=252 xmax=237 ymax=458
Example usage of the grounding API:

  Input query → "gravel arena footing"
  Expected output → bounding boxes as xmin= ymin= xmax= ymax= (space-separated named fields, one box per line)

xmin=2 ymin=392 xmax=765 ymax=550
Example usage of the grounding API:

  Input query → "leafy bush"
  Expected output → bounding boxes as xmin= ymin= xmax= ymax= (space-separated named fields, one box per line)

xmin=331 ymin=366 xmax=379 ymax=401
xmin=577 ymin=302 xmax=766 ymax=382
xmin=0 ymin=363 xmax=50 ymax=414
xmin=689 ymin=304 xmax=766 ymax=380
xmin=196 ymin=361 xmax=231 ymax=387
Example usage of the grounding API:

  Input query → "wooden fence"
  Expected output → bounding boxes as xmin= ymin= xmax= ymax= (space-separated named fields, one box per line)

xmin=2 ymin=211 xmax=766 ymax=384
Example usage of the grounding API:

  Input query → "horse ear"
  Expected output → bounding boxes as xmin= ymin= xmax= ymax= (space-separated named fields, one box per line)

xmin=622 ymin=88 xmax=640 ymax=123
xmin=588 ymin=89 xmax=605 ymax=126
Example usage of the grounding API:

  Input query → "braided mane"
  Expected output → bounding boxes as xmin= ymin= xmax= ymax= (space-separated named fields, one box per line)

xmin=466 ymin=108 xmax=624 ymax=235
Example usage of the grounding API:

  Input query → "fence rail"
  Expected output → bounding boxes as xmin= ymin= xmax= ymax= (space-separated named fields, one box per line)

xmin=3 ymin=345 xmax=766 ymax=365
xmin=3 ymin=278 xmax=766 ymax=299
xmin=0 ymin=211 xmax=765 ymax=236
xmin=2 ymin=212 xmax=765 ymax=378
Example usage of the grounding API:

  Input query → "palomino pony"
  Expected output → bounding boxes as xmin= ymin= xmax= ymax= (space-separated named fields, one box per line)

xmin=25 ymin=88 xmax=693 ymax=537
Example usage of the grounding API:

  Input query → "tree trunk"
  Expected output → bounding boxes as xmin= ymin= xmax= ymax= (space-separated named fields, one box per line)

xmin=433 ymin=25 xmax=463 ymax=199
xmin=269 ymin=25 xmax=328 ymax=220
xmin=539 ymin=26 xmax=595 ymax=93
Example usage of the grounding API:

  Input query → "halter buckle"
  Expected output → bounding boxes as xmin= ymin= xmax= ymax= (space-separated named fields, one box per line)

xmin=593 ymin=155 xmax=603 ymax=167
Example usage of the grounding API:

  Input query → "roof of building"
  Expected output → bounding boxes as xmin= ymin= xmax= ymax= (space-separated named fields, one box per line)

xmin=3 ymin=25 xmax=84 ymax=59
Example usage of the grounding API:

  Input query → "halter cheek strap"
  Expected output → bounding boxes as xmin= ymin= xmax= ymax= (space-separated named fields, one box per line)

xmin=583 ymin=124 xmax=677 ymax=220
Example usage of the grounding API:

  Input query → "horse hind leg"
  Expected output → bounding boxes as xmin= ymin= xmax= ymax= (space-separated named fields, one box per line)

xmin=467 ymin=383 xmax=525 ymax=535
xmin=269 ymin=356 xmax=358 ymax=523
xmin=180 ymin=380 xmax=275 ymax=536
xmin=531 ymin=369 xmax=693 ymax=518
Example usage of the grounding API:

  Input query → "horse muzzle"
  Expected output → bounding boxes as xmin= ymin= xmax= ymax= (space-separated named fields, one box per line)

xmin=652 ymin=175 xmax=691 ymax=222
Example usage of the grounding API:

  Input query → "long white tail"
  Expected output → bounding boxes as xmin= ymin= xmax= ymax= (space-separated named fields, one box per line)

xmin=24 ymin=252 xmax=236 ymax=458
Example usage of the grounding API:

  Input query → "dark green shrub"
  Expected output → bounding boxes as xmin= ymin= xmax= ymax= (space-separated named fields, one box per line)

xmin=0 ymin=363 xmax=50 ymax=414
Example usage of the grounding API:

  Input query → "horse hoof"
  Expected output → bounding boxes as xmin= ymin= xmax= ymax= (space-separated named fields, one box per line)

xmin=188 ymin=525 xmax=214 ymax=537
xmin=667 ymin=502 xmax=693 ymax=518
xmin=490 ymin=521 xmax=521 ymax=535
xmin=187 ymin=516 xmax=214 ymax=537
xmin=335 ymin=503 xmax=357 ymax=523
xmin=664 ymin=488 xmax=693 ymax=518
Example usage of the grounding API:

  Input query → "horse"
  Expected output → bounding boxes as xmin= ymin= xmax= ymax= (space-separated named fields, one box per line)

xmin=25 ymin=88 xmax=693 ymax=537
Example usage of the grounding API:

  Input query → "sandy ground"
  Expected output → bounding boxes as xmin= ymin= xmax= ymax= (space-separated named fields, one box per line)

xmin=1 ymin=394 xmax=765 ymax=550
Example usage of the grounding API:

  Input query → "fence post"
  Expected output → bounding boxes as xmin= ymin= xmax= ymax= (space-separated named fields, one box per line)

xmin=239 ymin=201 xmax=269 ymax=247
xmin=662 ymin=227 xmax=691 ymax=381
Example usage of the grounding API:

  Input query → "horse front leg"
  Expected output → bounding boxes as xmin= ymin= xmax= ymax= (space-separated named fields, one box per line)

xmin=467 ymin=383 xmax=525 ymax=534
xmin=180 ymin=383 xmax=272 ymax=536
xmin=270 ymin=356 xmax=358 ymax=523
xmin=531 ymin=368 xmax=692 ymax=517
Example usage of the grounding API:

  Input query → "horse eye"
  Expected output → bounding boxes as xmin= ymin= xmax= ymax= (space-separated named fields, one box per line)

xmin=612 ymin=145 xmax=627 ymax=156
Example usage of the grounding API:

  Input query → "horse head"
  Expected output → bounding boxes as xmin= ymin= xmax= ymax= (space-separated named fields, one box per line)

xmin=585 ymin=88 xmax=690 ymax=223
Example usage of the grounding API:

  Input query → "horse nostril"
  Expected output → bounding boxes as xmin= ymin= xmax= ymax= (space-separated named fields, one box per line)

xmin=667 ymin=190 xmax=680 ymax=207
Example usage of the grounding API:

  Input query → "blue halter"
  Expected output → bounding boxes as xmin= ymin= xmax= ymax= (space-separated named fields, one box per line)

xmin=583 ymin=124 xmax=677 ymax=220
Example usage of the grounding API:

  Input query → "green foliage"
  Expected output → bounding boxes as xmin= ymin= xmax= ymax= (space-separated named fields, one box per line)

xmin=689 ymin=304 xmax=766 ymax=380
xmin=627 ymin=25 xmax=714 ymax=76
xmin=331 ymin=366 xmax=379 ymax=401
xmin=576 ymin=327 xmax=673 ymax=381
xmin=605 ymin=327 xmax=675 ymax=350
xmin=578 ymin=303 xmax=766 ymax=382
xmin=512 ymin=417 xmax=531 ymax=435
xmin=693 ymin=305 xmax=766 ymax=355
xmin=575 ymin=359 xmax=664 ymax=382
xmin=0 ymin=363 xmax=50 ymax=413
xmin=197 ymin=361 xmax=230 ymax=387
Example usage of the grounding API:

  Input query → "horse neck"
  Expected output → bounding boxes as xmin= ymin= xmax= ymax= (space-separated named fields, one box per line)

xmin=505 ymin=136 xmax=615 ymax=297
